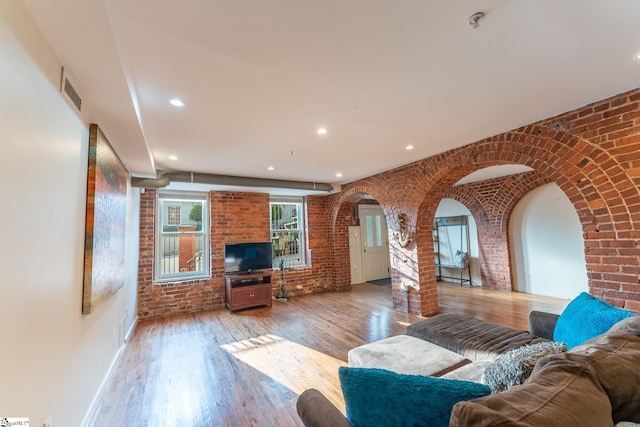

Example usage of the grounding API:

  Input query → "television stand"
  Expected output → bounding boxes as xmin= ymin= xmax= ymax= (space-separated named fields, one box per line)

xmin=224 ymin=271 xmax=272 ymax=312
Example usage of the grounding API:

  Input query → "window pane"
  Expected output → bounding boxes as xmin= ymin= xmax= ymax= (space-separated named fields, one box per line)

xmin=271 ymin=203 xmax=298 ymax=230
xmin=375 ymin=215 xmax=383 ymax=246
xmin=156 ymin=192 xmax=209 ymax=282
xmin=270 ymin=200 xmax=305 ymax=268
xmin=162 ymin=200 xmax=203 ymax=231
xmin=365 ymin=215 xmax=374 ymax=247
xmin=159 ymin=233 xmax=205 ymax=275
xmin=271 ymin=231 xmax=301 ymax=266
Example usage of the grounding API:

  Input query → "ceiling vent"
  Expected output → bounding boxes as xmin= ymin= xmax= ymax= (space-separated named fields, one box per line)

xmin=60 ymin=67 xmax=82 ymax=115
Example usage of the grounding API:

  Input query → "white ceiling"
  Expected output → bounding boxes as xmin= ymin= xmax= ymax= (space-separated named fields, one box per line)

xmin=22 ymin=0 xmax=640 ymax=191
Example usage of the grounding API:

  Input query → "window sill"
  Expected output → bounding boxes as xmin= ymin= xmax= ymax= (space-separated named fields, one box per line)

xmin=274 ymin=264 xmax=309 ymax=271
xmin=153 ymin=275 xmax=211 ymax=285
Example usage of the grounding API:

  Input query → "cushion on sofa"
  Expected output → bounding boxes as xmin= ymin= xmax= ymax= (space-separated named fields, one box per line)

xmin=440 ymin=360 xmax=492 ymax=383
xmin=347 ymin=334 xmax=470 ymax=377
xmin=449 ymin=357 xmax=615 ymax=427
xmin=553 ymin=292 xmax=634 ymax=349
xmin=338 ymin=367 xmax=490 ymax=427
xmin=536 ymin=332 xmax=640 ymax=423
xmin=481 ymin=341 xmax=567 ymax=393
xmin=406 ymin=314 xmax=548 ymax=361
xmin=609 ymin=315 xmax=640 ymax=337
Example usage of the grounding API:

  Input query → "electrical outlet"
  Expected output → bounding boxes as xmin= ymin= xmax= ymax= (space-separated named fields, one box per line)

xmin=43 ymin=414 xmax=52 ymax=427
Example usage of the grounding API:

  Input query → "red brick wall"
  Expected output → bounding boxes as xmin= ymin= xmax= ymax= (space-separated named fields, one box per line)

xmin=272 ymin=195 xmax=334 ymax=295
xmin=209 ymin=191 xmax=271 ymax=288
xmin=137 ymin=191 xmax=334 ymax=320
xmin=138 ymin=190 xmax=223 ymax=319
xmin=329 ymin=88 xmax=640 ymax=315
xmin=332 ymin=202 xmax=355 ymax=290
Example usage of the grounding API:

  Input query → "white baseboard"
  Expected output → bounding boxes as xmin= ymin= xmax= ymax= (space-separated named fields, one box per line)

xmin=79 ymin=316 xmax=138 ymax=427
xmin=125 ymin=316 xmax=138 ymax=342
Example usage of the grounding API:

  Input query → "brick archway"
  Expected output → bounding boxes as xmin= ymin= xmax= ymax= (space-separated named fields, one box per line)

xmin=136 ymin=90 xmax=640 ymax=320
xmin=418 ymin=126 xmax=638 ymax=300
xmin=414 ymin=170 xmax=556 ymax=315
xmin=335 ymin=89 xmax=640 ymax=315
xmin=445 ymin=171 xmax=554 ymax=290
xmin=327 ymin=180 xmax=396 ymax=291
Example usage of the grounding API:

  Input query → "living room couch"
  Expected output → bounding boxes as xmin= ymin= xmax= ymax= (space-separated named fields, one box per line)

xmin=296 ymin=292 xmax=640 ymax=427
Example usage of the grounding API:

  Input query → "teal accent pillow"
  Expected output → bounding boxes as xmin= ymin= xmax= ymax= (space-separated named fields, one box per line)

xmin=554 ymin=292 xmax=634 ymax=349
xmin=339 ymin=367 xmax=490 ymax=427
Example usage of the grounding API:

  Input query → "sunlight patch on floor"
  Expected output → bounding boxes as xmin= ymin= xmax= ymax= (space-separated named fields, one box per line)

xmin=143 ymin=344 xmax=213 ymax=425
xmin=221 ymin=334 xmax=347 ymax=412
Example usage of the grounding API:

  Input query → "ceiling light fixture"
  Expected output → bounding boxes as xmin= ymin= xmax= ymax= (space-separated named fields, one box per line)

xmin=406 ymin=145 xmax=414 ymax=150
xmin=336 ymin=172 xmax=343 ymax=178
xmin=267 ymin=166 xmax=274 ymax=171
xmin=634 ymin=52 xmax=640 ymax=60
xmin=169 ymin=98 xmax=185 ymax=107
xmin=317 ymin=127 xmax=328 ymax=135
xmin=168 ymin=155 xmax=178 ymax=160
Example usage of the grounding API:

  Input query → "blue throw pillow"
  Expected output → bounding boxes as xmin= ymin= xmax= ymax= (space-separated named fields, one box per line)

xmin=554 ymin=292 xmax=634 ymax=349
xmin=338 ymin=367 xmax=490 ymax=427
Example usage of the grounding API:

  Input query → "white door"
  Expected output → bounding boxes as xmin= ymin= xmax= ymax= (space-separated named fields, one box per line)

xmin=348 ymin=226 xmax=365 ymax=284
xmin=359 ymin=205 xmax=391 ymax=281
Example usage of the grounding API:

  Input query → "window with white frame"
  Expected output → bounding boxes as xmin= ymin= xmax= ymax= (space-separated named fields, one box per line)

xmin=270 ymin=197 xmax=305 ymax=269
xmin=155 ymin=191 xmax=210 ymax=282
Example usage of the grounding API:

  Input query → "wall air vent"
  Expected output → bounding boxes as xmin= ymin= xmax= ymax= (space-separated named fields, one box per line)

xmin=60 ymin=67 xmax=82 ymax=115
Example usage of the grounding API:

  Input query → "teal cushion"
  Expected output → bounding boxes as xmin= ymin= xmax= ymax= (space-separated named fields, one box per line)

xmin=339 ymin=367 xmax=490 ymax=427
xmin=554 ymin=292 xmax=634 ymax=349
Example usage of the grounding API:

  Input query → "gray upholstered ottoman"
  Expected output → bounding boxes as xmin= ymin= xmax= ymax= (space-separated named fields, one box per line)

xmin=348 ymin=334 xmax=471 ymax=377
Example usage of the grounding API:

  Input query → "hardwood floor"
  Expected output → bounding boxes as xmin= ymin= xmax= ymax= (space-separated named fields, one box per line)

xmin=87 ymin=283 xmax=569 ymax=427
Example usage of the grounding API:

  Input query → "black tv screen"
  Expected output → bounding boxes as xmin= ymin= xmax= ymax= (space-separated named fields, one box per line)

xmin=224 ymin=242 xmax=273 ymax=274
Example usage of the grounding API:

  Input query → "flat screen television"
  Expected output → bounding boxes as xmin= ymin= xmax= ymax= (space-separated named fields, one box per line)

xmin=224 ymin=242 xmax=273 ymax=274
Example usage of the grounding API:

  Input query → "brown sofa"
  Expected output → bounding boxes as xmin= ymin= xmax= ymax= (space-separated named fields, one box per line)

xmin=296 ymin=312 xmax=640 ymax=427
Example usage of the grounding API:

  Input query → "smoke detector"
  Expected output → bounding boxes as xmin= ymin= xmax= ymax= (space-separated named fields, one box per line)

xmin=468 ymin=12 xmax=485 ymax=29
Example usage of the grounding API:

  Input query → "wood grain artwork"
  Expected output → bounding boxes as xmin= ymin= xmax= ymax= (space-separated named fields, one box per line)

xmin=82 ymin=124 xmax=128 ymax=314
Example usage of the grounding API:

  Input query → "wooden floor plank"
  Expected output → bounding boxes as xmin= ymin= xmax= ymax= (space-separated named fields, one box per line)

xmin=87 ymin=283 xmax=568 ymax=427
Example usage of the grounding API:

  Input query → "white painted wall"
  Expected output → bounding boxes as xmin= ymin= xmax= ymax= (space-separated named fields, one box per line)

xmin=0 ymin=2 xmax=138 ymax=426
xmin=510 ymin=183 xmax=588 ymax=298
xmin=434 ymin=199 xmax=482 ymax=286
xmin=348 ymin=226 xmax=365 ymax=284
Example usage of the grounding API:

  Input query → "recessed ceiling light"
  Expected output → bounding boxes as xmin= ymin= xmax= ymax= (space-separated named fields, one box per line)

xmin=267 ymin=166 xmax=274 ymax=171
xmin=634 ymin=52 xmax=640 ymax=60
xmin=336 ymin=172 xmax=343 ymax=178
xmin=317 ymin=127 xmax=328 ymax=135
xmin=406 ymin=145 xmax=414 ymax=150
xmin=169 ymin=98 xmax=185 ymax=107
xmin=168 ymin=155 xmax=178 ymax=160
